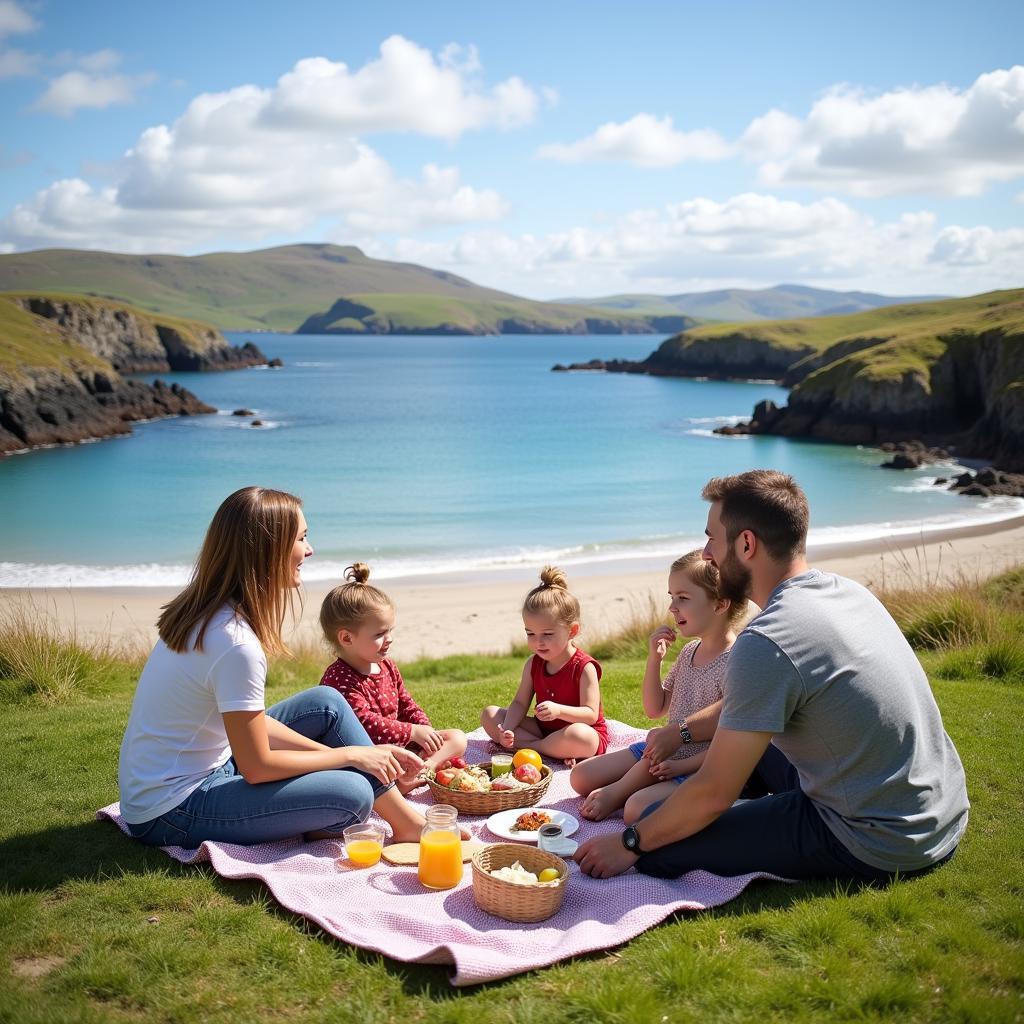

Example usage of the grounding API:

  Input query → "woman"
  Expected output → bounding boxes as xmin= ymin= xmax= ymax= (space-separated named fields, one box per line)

xmin=118 ymin=486 xmax=431 ymax=847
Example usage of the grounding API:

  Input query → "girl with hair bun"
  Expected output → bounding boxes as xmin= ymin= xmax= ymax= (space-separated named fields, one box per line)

xmin=319 ymin=563 xmax=467 ymax=793
xmin=481 ymin=566 xmax=608 ymax=764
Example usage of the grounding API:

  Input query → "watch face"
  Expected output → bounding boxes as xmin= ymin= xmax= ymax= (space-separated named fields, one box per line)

xmin=622 ymin=826 xmax=639 ymax=851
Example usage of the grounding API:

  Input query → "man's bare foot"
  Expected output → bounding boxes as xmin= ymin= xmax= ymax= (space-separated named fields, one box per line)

xmin=580 ymin=785 xmax=624 ymax=821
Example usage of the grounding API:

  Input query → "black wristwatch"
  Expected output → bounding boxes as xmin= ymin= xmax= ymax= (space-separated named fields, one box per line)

xmin=678 ymin=720 xmax=693 ymax=744
xmin=621 ymin=824 xmax=645 ymax=855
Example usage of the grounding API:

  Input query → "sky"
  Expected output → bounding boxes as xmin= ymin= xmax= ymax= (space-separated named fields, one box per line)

xmin=0 ymin=0 xmax=1022 ymax=300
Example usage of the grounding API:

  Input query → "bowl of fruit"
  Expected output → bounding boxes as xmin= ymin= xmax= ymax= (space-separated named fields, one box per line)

xmin=471 ymin=842 xmax=569 ymax=922
xmin=424 ymin=749 xmax=552 ymax=814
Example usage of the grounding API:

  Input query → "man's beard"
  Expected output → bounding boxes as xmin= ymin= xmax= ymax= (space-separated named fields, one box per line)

xmin=717 ymin=545 xmax=752 ymax=606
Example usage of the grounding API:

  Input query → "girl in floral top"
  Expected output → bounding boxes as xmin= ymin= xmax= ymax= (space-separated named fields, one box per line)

xmin=571 ymin=550 xmax=747 ymax=822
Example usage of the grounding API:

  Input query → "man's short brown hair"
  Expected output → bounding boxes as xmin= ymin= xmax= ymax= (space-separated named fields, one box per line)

xmin=701 ymin=470 xmax=809 ymax=562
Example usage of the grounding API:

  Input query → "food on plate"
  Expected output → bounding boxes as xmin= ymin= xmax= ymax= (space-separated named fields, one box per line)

xmin=512 ymin=748 xmax=543 ymax=771
xmin=513 ymin=763 xmax=542 ymax=785
xmin=489 ymin=860 xmax=560 ymax=885
xmin=511 ymin=810 xmax=552 ymax=833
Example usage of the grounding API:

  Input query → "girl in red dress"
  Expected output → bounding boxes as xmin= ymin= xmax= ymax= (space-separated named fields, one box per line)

xmin=481 ymin=566 xmax=608 ymax=764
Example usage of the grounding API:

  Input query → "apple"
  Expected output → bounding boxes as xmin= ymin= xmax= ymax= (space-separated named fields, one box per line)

xmin=449 ymin=756 xmax=467 ymax=769
xmin=434 ymin=768 xmax=457 ymax=787
xmin=490 ymin=778 xmax=517 ymax=791
xmin=513 ymin=764 xmax=542 ymax=785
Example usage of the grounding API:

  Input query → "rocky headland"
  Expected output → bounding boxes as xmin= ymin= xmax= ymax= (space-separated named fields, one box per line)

xmin=0 ymin=294 xmax=269 ymax=456
xmin=556 ymin=290 xmax=1024 ymax=474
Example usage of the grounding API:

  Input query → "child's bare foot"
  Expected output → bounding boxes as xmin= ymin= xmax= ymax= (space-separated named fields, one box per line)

xmin=580 ymin=786 xmax=623 ymax=821
xmin=563 ymin=757 xmax=577 ymax=768
xmin=397 ymin=778 xmax=427 ymax=795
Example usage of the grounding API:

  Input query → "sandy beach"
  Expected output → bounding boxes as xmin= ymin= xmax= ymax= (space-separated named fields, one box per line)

xmin=3 ymin=513 xmax=1022 ymax=660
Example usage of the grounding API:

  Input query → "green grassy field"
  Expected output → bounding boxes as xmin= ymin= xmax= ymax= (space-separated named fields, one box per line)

xmin=1 ymin=573 xmax=1022 ymax=1023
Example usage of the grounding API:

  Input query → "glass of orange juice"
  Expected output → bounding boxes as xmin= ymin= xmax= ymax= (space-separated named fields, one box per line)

xmin=418 ymin=804 xmax=463 ymax=890
xmin=342 ymin=823 xmax=384 ymax=867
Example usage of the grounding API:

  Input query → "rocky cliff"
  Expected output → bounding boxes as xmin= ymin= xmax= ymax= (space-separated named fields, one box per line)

xmin=18 ymin=296 xmax=266 ymax=372
xmin=557 ymin=290 xmax=1024 ymax=472
xmin=0 ymin=295 xmax=267 ymax=456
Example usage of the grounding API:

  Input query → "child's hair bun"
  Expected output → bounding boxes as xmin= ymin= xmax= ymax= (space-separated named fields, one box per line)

xmin=344 ymin=562 xmax=371 ymax=585
xmin=539 ymin=565 xmax=568 ymax=590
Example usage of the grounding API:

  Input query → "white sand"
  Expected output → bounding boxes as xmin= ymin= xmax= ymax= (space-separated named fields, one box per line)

xmin=3 ymin=514 xmax=1022 ymax=660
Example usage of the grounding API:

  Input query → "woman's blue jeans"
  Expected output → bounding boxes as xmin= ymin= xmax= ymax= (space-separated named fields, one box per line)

xmin=126 ymin=687 xmax=391 ymax=848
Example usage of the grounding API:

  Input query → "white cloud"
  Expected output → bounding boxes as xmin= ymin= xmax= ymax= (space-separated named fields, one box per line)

xmin=0 ymin=0 xmax=37 ymax=39
xmin=3 ymin=38 xmax=526 ymax=251
xmin=744 ymin=66 xmax=1024 ymax=196
xmin=261 ymin=36 xmax=539 ymax=139
xmin=379 ymin=194 xmax=1023 ymax=299
xmin=78 ymin=49 xmax=122 ymax=73
xmin=32 ymin=67 xmax=156 ymax=116
xmin=0 ymin=45 xmax=36 ymax=77
xmin=538 ymin=113 xmax=731 ymax=167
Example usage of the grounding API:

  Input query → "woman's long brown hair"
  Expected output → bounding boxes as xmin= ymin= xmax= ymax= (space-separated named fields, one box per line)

xmin=157 ymin=486 xmax=302 ymax=656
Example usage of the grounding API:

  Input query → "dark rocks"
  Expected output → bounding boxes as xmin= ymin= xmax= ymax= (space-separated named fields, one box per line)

xmin=878 ymin=440 xmax=951 ymax=470
xmin=267 ymin=357 xmax=283 ymax=368
xmin=552 ymin=363 xmax=568 ymax=372
xmin=233 ymin=408 xmax=254 ymax=416
xmin=250 ymin=420 xmax=264 ymax=428
xmin=934 ymin=477 xmax=948 ymax=485
xmin=0 ymin=367 xmax=215 ymax=455
xmin=946 ymin=467 xmax=1024 ymax=499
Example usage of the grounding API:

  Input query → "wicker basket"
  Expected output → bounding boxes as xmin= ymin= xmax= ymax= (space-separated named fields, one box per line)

xmin=471 ymin=843 xmax=569 ymax=923
xmin=425 ymin=762 xmax=552 ymax=815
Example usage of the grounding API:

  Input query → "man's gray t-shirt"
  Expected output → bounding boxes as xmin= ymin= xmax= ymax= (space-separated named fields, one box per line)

xmin=720 ymin=570 xmax=969 ymax=872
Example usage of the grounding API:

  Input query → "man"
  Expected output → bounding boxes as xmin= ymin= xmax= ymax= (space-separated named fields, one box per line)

xmin=575 ymin=469 xmax=969 ymax=881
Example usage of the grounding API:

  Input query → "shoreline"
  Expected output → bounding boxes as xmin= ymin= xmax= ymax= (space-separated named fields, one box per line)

xmin=3 ymin=513 xmax=1022 ymax=659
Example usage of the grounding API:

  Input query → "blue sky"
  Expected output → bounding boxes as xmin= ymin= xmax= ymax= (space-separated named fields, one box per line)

xmin=0 ymin=0 xmax=1021 ymax=299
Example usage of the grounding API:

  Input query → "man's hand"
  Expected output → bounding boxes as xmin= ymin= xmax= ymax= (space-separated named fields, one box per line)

xmin=643 ymin=724 xmax=680 ymax=764
xmin=534 ymin=701 xmax=562 ymax=722
xmin=574 ymin=833 xmax=639 ymax=879
xmin=409 ymin=724 xmax=444 ymax=755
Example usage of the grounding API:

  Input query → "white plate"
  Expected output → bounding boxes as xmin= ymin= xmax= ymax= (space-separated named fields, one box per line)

xmin=485 ymin=808 xmax=579 ymax=843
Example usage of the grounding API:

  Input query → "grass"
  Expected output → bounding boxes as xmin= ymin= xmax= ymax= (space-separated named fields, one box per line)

xmin=2 ymin=570 xmax=1023 ymax=1022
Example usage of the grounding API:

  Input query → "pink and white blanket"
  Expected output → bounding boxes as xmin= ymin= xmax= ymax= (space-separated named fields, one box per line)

xmin=98 ymin=722 xmax=786 ymax=985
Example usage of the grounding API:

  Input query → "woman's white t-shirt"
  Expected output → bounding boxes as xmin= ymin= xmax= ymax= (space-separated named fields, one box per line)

xmin=118 ymin=606 xmax=267 ymax=824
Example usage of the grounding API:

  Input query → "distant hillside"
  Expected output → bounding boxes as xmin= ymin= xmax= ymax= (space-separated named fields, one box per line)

xmin=0 ymin=244 xmax=695 ymax=336
xmin=0 ymin=293 xmax=266 ymax=455
xmin=559 ymin=290 xmax=1024 ymax=472
xmin=558 ymin=284 xmax=947 ymax=322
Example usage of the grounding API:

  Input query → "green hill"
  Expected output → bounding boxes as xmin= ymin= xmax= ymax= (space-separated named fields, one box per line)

xmin=0 ymin=244 xmax=694 ymax=335
xmin=560 ymin=284 xmax=947 ymax=322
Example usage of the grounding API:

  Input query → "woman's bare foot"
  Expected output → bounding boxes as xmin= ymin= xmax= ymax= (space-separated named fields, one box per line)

xmin=580 ymin=785 xmax=625 ymax=821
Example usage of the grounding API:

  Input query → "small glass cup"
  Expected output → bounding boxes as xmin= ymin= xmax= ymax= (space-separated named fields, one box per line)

xmin=491 ymin=753 xmax=513 ymax=777
xmin=537 ymin=823 xmax=564 ymax=853
xmin=341 ymin=822 xmax=384 ymax=867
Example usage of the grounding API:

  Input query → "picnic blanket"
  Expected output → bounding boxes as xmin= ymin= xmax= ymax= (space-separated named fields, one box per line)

xmin=98 ymin=721 xmax=787 ymax=985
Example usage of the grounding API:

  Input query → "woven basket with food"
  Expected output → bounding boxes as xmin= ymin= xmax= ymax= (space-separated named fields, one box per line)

xmin=423 ymin=756 xmax=552 ymax=815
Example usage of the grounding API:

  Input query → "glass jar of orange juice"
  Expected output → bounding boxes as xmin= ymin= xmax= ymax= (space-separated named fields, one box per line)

xmin=418 ymin=804 xmax=463 ymax=890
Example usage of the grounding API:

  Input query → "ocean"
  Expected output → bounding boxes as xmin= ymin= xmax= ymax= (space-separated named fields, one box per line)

xmin=1 ymin=332 xmax=1020 ymax=588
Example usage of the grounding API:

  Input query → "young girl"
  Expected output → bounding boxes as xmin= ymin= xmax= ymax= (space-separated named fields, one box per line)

xmin=481 ymin=566 xmax=608 ymax=763
xmin=319 ymin=563 xmax=467 ymax=793
xmin=570 ymin=550 xmax=745 ymax=823
xmin=118 ymin=487 xmax=432 ymax=848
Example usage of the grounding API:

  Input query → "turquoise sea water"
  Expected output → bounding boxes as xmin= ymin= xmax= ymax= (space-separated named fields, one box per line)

xmin=1 ymin=333 xmax=1019 ymax=587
